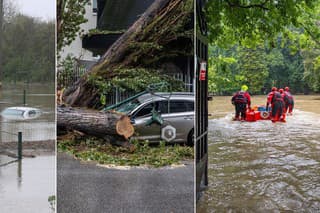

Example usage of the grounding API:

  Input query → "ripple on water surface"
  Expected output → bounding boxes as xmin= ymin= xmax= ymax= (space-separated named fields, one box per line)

xmin=198 ymin=109 xmax=320 ymax=212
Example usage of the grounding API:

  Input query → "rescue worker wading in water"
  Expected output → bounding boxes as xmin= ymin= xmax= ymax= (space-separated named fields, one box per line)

xmin=284 ymin=86 xmax=294 ymax=115
xmin=231 ymin=85 xmax=251 ymax=121
xmin=266 ymin=87 xmax=285 ymax=122
xmin=279 ymin=88 xmax=287 ymax=121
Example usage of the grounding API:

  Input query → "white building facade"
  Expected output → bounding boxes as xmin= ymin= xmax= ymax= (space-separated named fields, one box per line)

xmin=59 ymin=0 xmax=98 ymax=63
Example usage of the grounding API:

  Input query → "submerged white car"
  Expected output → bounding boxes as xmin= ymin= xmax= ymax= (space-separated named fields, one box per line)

xmin=1 ymin=107 xmax=42 ymax=120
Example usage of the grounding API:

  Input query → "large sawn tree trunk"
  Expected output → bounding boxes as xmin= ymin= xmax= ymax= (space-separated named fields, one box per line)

xmin=63 ymin=0 xmax=192 ymax=108
xmin=57 ymin=106 xmax=134 ymax=146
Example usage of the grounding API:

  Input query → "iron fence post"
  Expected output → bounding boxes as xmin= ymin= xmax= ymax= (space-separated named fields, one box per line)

xmin=18 ymin=132 xmax=22 ymax=160
xmin=23 ymin=90 xmax=26 ymax=106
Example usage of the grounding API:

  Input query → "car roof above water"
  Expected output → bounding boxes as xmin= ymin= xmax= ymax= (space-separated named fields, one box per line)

xmin=137 ymin=92 xmax=194 ymax=103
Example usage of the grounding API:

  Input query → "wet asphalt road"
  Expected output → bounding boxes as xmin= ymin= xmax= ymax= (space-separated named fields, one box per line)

xmin=57 ymin=152 xmax=194 ymax=213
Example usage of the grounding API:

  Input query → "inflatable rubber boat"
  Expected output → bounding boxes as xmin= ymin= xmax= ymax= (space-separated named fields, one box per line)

xmin=245 ymin=105 xmax=271 ymax=122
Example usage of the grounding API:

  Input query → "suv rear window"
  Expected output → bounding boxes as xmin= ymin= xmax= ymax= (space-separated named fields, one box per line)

xmin=158 ymin=100 xmax=194 ymax=113
xmin=170 ymin=100 xmax=194 ymax=113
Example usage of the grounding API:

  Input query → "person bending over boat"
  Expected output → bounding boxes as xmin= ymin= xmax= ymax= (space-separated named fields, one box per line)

xmin=268 ymin=88 xmax=285 ymax=122
xmin=284 ymin=87 xmax=294 ymax=115
xmin=231 ymin=85 xmax=251 ymax=121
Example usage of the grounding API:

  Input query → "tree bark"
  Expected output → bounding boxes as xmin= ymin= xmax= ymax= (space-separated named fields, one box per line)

xmin=63 ymin=0 xmax=192 ymax=108
xmin=57 ymin=106 xmax=134 ymax=144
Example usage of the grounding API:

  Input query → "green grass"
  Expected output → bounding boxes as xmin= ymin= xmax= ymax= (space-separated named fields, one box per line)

xmin=58 ymin=138 xmax=193 ymax=168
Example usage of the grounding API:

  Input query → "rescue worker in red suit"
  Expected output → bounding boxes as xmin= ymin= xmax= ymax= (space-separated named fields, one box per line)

xmin=266 ymin=87 xmax=285 ymax=122
xmin=231 ymin=85 xmax=251 ymax=121
xmin=284 ymin=86 xmax=294 ymax=115
xmin=266 ymin=87 xmax=277 ymax=111
xmin=279 ymin=89 xmax=287 ymax=121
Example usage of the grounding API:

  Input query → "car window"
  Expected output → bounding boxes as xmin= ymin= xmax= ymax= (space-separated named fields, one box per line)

xmin=115 ymin=98 xmax=141 ymax=113
xmin=185 ymin=101 xmax=194 ymax=111
xmin=158 ymin=101 xmax=169 ymax=114
xmin=135 ymin=103 xmax=154 ymax=118
xmin=28 ymin=110 xmax=36 ymax=115
xmin=169 ymin=100 xmax=194 ymax=113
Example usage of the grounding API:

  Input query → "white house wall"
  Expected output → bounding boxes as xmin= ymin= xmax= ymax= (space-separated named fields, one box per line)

xmin=59 ymin=2 xmax=97 ymax=62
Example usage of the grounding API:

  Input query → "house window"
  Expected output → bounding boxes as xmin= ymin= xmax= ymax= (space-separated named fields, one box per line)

xmin=92 ymin=0 xmax=97 ymax=13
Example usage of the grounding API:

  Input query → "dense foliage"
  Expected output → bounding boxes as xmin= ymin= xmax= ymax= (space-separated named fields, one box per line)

xmin=57 ymin=0 xmax=89 ymax=52
xmin=2 ymin=14 xmax=55 ymax=83
xmin=206 ymin=0 xmax=320 ymax=94
xmin=208 ymin=41 xmax=308 ymax=95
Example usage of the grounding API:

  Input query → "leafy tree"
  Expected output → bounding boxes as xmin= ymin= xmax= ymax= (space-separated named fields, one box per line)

xmin=206 ymin=0 xmax=320 ymax=94
xmin=206 ymin=0 xmax=318 ymax=47
xmin=2 ymin=14 xmax=55 ymax=83
xmin=302 ymin=49 xmax=320 ymax=92
xmin=57 ymin=0 xmax=90 ymax=52
xmin=238 ymin=47 xmax=269 ymax=94
xmin=208 ymin=46 xmax=238 ymax=94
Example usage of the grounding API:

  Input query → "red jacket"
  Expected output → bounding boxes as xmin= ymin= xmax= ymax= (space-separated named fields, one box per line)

xmin=232 ymin=91 xmax=251 ymax=106
xmin=267 ymin=91 xmax=275 ymax=105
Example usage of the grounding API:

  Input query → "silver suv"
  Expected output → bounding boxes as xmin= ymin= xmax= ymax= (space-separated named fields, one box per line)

xmin=113 ymin=92 xmax=194 ymax=146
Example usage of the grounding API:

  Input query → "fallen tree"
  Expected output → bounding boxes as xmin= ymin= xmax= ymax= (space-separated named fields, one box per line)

xmin=63 ymin=0 xmax=193 ymax=108
xmin=57 ymin=106 xmax=134 ymax=147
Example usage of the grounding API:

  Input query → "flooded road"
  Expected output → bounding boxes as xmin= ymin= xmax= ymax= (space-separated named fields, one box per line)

xmin=198 ymin=95 xmax=320 ymax=212
xmin=0 ymin=155 xmax=55 ymax=213
xmin=0 ymin=84 xmax=55 ymax=212
xmin=0 ymin=84 xmax=55 ymax=142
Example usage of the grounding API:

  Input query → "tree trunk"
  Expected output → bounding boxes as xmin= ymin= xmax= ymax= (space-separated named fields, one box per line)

xmin=63 ymin=0 xmax=192 ymax=108
xmin=57 ymin=106 xmax=134 ymax=144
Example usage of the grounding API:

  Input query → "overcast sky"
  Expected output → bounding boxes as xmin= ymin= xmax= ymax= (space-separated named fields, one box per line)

xmin=14 ymin=0 xmax=55 ymax=20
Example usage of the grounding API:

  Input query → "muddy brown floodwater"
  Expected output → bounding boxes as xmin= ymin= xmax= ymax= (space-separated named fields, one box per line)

xmin=197 ymin=95 xmax=320 ymax=212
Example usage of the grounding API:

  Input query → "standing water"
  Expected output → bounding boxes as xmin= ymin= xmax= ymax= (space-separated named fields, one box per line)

xmin=0 ymin=84 xmax=55 ymax=142
xmin=0 ymin=84 xmax=55 ymax=213
xmin=197 ymin=95 xmax=320 ymax=212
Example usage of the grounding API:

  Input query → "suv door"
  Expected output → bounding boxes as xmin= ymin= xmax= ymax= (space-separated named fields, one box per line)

xmin=161 ymin=100 xmax=194 ymax=142
xmin=131 ymin=102 xmax=162 ymax=142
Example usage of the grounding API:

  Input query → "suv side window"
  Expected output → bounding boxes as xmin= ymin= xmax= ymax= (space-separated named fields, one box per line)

xmin=185 ymin=101 xmax=194 ymax=111
xmin=169 ymin=100 xmax=194 ymax=113
xmin=158 ymin=101 xmax=169 ymax=114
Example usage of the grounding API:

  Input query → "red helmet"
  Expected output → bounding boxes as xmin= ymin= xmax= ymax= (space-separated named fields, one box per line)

xmin=279 ymin=88 xmax=284 ymax=93
xmin=272 ymin=87 xmax=277 ymax=91
xmin=285 ymin=87 xmax=289 ymax=91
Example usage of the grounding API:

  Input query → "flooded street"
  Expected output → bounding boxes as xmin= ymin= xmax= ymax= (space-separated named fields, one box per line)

xmin=0 ymin=84 xmax=55 ymax=212
xmin=0 ymin=84 xmax=55 ymax=142
xmin=0 ymin=156 xmax=55 ymax=213
xmin=198 ymin=95 xmax=320 ymax=212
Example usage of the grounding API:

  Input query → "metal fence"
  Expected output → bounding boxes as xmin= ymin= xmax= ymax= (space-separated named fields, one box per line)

xmin=104 ymin=87 xmax=136 ymax=106
xmin=57 ymin=65 xmax=87 ymax=89
xmin=195 ymin=5 xmax=209 ymax=200
xmin=0 ymin=131 xmax=22 ymax=167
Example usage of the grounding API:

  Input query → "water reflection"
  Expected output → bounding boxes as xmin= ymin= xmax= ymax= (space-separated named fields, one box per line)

xmin=0 ymin=156 xmax=55 ymax=213
xmin=0 ymin=84 xmax=55 ymax=213
xmin=17 ymin=160 xmax=22 ymax=189
xmin=198 ymin=96 xmax=320 ymax=212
